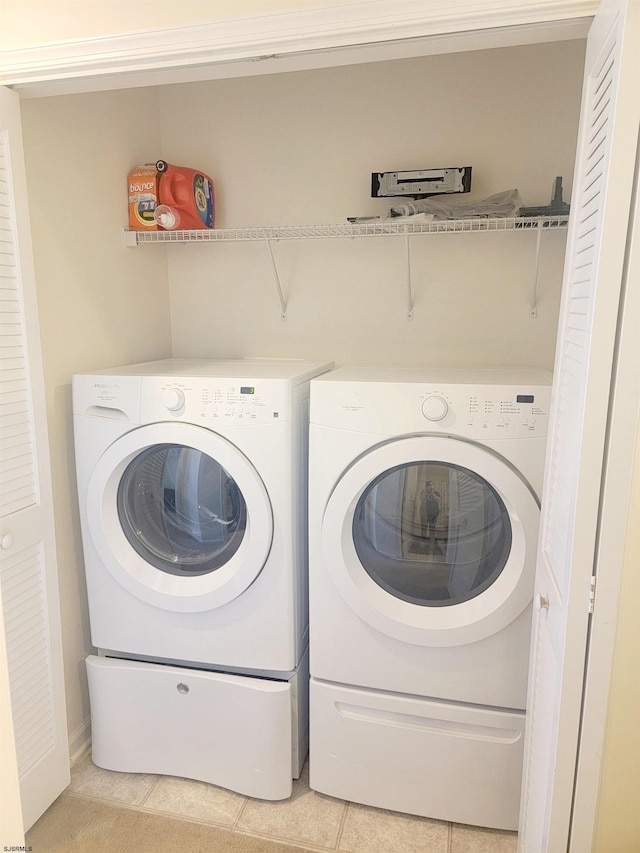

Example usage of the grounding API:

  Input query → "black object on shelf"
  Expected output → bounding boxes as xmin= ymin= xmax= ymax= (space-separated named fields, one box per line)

xmin=520 ymin=177 xmax=570 ymax=217
xmin=372 ymin=167 xmax=472 ymax=199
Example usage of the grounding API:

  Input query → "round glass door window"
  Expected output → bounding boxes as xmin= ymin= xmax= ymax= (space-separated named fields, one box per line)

xmin=117 ymin=443 xmax=247 ymax=576
xmin=352 ymin=461 xmax=512 ymax=606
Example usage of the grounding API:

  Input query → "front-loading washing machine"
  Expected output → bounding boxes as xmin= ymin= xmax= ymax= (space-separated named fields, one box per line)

xmin=73 ymin=358 xmax=331 ymax=799
xmin=308 ymin=366 xmax=551 ymax=829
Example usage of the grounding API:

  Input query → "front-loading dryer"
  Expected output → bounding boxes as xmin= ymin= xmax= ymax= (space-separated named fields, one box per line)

xmin=308 ymin=366 xmax=551 ymax=829
xmin=73 ymin=358 xmax=331 ymax=799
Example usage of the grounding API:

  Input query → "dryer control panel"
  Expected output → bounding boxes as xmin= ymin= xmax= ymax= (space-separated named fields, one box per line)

xmin=420 ymin=386 xmax=550 ymax=439
xmin=311 ymin=375 xmax=551 ymax=441
xmin=141 ymin=377 xmax=292 ymax=425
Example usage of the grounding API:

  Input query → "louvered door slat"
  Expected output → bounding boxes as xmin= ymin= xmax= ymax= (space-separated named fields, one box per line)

xmin=0 ymin=393 xmax=31 ymax=415
xmin=9 ymin=667 xmax=51 ymax=710
xmin=0 ymin=334 xmax=23 ymax=348
xmin=0 ymin=405 xmax=30 ymax=425
xmin=0 ymin=459 xmax=35 ymax=482
xmin=0 ymin=441 xmax=33 ymax=464
xmin=0 ymin=419 xmax=32 ymax=441
xmin=0 ymin=484 xmax=38 ymax=517
xmin=0 ymin=370 xmax=28 ymax=385
xmin=9 ymin=636 xmax=51 ymax=678
xmin=0 ymin=348 xmax=26 ymax=361
xmin=0 ymin=313 xmax=25 ymax=326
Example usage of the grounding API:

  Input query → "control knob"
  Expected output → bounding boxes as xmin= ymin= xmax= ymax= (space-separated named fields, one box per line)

xmin=162 ymin=388 xmax=186 ymax=411
xmin=422 ymin=395 xmax=449 ymax=422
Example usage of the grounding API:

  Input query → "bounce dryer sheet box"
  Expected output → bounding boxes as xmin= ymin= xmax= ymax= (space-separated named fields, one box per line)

xmin=128 ymin=165 xmax=158 ymax=230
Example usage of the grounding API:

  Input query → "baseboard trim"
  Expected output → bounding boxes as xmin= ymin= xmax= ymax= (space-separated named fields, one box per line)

xmin=68 ymin=719 xmax=91 ymax=766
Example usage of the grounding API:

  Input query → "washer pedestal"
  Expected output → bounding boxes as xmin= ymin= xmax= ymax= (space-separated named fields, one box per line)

xmin=87 ymin=653 xmax=308 ymax=800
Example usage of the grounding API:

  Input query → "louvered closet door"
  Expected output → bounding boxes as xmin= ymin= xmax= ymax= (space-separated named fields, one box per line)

xmin=0 ymin=86 xmax=69 ymax=830
xmin=518 ymin=1 xmax=639 ymax=851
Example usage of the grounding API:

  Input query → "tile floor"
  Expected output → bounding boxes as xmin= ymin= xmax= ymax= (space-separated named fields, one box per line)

xmin=27 ymin=751 xmax=518 ymax=853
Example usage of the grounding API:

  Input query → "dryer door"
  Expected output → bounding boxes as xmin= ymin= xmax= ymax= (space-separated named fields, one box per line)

xmin=87 ymin=423 xmax=273 ymax=612
xmin=322 ymin=435 xmax=539 ymax=646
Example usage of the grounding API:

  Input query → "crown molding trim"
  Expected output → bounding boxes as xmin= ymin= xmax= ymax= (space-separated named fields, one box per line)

xmin=0 ymin=0 xmax=597 ymax=96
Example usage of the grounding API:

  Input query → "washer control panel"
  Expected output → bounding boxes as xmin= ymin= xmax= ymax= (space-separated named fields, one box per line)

xmin=421 ymin=395 xmax=449 ymax=422
xmin=141 ymin=377 xmax=290 ymax=425
xmin=162 ymin=387 xmax=186 ymax=412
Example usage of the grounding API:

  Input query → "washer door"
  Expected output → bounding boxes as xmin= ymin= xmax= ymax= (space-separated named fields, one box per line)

xmin=87 ymin=423 xmax=273 ymax=612
xmin=321 ymin=436 xmax=540 ymax=647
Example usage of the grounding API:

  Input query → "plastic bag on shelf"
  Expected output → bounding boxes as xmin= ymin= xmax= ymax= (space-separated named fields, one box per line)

xmin=389 ymin=189 xmax=522 ymax=220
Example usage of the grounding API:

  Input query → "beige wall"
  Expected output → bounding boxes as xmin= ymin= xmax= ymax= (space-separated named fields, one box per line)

xmin=21 ymin=88 xmax=173 ymax=754
xmin=164 ymin=42 xmax=583 ymax=368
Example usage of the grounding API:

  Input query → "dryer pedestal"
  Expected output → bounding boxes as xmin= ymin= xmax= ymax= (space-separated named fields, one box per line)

xmin=310 ymin=677 xmax=525 ymax=831
xmin=87 ymin=649 xmax=309 ymax=800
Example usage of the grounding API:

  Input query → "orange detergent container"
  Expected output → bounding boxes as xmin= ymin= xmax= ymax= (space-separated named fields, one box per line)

xmin=154 ymin=160 xmax=215 ymax=230
xmin=128 ymin=165 xmax=159 ymax=230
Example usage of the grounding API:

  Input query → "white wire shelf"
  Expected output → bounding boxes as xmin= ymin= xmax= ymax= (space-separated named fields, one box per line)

xmin=123 ymin=214 xmax=569 ymax=321
xmin=124 ymin=215 xmax=569 ymax=245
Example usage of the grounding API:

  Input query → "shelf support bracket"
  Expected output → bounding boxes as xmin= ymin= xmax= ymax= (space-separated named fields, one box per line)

xmin=266 ymin=239 xmax=287 ymax=321
xmin=405 ymin=230 xmax=414 ymax=320
xmin=530 ymin=219 xmax=544 ymax=319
